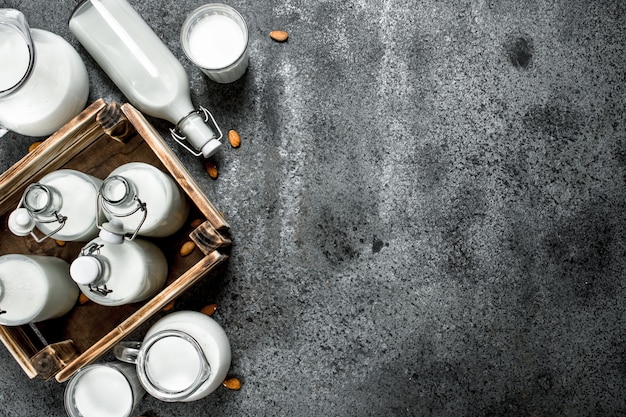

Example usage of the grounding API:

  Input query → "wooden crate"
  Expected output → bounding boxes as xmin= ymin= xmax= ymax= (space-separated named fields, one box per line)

xmin=0 ymin=99 xmax=231 ymax=382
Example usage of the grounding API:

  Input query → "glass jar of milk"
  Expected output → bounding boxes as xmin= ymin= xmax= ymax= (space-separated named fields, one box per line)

xmin=69 ymin=219 xmax=168 ymax=306
xmin=0 ymin=9 xmax=89 ymax=138
xmin=98 ymin=162 xmax=189 ymax=239
xmin=8 ymin=169 xmax=103 ymax=242
xmin=114 ymin=311 xmax=231 ymax=402
xmin=0 ymin=254 xmax=79 ymax=326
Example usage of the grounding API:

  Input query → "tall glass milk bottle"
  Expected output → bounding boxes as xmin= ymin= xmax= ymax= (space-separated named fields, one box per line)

xmin=69 ymin=219 xmax=168 ymax=306
xmin=68 ymin=0 xmax=222 ymax=158
xmin=0 ymin=254 xmax=79 ymax=326
xmin=99 ymin=162 xmax=189 ymax=238
xmin=8 ymin=169 xmax=103 ymax=242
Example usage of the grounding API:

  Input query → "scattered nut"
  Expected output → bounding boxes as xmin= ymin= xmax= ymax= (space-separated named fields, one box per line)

xmin=206 ymin=161 xmax=218 ymax=179
xmin=222 ymin=377 xmax=242 ymax=390
xmin=191 ymin=218 xmax=204 ymax=228
xmin=162 ymin=300 xmax=175 ymax=311
xmin=201 ymin=304 xmax=218 ymax=316
xmin=228 ymin=130 xmax=241 ymax=148
xmin=28 ymin=141 xmax=42 ymax=153
xmin=270 ymin=30 xmax=288 ymax=42
xmin=180 ymin=241 xmax=196 ymax=257
xmin=55 ymin=239 xmax=66 ymax=247
xmin=79 ymin=293 xmax=90 ymax=305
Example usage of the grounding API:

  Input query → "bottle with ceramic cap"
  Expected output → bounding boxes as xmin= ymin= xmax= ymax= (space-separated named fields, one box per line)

xmin=70 ymin=219 xmax=168 ymax=306
xmin=8 ymin=169 xmax=103 ymax=242
xmin=98 ymin=162 xmax=189 ymax=239
xmin=0 ymin=254 xmax=79 ymax=326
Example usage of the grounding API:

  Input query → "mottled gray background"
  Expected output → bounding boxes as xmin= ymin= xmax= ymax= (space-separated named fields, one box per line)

xmin=0 ymin=0 xmax=625 ymax=416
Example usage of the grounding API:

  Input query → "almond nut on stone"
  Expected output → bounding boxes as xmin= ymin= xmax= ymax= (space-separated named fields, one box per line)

xmin=201 ymin=304 xmax=218 ymax=316
xmin=222 ymin=377 xmax=242 ymax=390
xmin=180 ymin=241 xmax=196 ymax=257
xmin=28 ymin=141 xmax=42 ymax=153
xmin=206 ymin=161 xmax=218 ymax=179
xmin=270 ymin=30 xmax=288 ymax=42
xmin=228 ymin=129 xmax=241 ymax=148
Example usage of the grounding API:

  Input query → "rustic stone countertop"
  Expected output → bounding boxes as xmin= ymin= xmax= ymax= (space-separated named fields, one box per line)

xmin=0 ymin=0 xmax=625 ymax=416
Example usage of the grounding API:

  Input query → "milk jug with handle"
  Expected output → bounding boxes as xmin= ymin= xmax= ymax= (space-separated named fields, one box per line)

xmin=114 ymin=311 xmax=231 ymax=402
xmin=0 ymin=9 xmax=89 ymax=137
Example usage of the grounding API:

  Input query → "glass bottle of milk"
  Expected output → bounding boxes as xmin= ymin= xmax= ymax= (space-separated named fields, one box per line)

xmin=8 ymin=169 xmax=103 ymax=242
xmin=68 ymin=0 xmax=222 ymax=158
xmin=99 ymin=162 xmax=189 ymax=238
xmin=0 ymin=254 xmax=79 ymax=326
xmin=69 ymin=219 xmax=168 ymax=306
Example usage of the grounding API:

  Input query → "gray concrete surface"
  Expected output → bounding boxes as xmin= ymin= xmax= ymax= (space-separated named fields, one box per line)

xmin=1 ymin=0 xmax=625 ymax=416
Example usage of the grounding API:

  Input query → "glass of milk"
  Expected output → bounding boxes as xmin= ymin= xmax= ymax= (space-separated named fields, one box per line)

xmin=64 ymin=362 xmax=145 ymax=417
xmin=180 ymin=4 xmax=249 ymax=84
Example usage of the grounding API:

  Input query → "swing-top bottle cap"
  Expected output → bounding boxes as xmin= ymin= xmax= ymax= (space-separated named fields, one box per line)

xmin=201 ymin=138 xmax=222 ymax=159
xmin=8 ymin=208 xmax=35 ymax=236
xmin=99 ymin=219 xmax=125 ymax=244
xmin=70 ymin=256 xmax=102 ymax=285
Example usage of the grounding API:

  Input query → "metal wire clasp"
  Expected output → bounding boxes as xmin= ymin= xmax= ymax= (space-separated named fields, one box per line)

xmin=169 ymin=106 xmax=223 ymax=156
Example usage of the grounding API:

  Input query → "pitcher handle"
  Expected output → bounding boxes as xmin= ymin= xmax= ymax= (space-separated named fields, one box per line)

xmin=113 ymin=341 xmax=142 ymax=364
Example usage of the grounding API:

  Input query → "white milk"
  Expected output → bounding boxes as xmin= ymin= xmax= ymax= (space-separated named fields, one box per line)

xmin=143 ymin=311 xmax=231 ymax=401
xmin=31 ymin=170 xmax=103 ymax=241
xmin=144 ymin=335 xmax=203 ymax=392
xmin=102 ymin=162 xmax=189 ymax=237
xmin=0 ymin=28 xmax=89 ymax=137
xmin=69 ymin=0 xmax=222 ymax=158
xmin=0 ymin=25 xmax=30 ymax=91
xmin=188 ymin=14 xmax=246 ymax=69
xmin=70 ymin=234 xmax=168 ymax=306
xmin=65 ymin=363 xmax=144 ymax=417
xmin=0 ymin=254 xmax=79 ymax=326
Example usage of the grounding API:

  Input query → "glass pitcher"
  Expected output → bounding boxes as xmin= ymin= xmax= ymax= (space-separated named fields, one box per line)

xmin=0 ymin=9 xmax=89 ymax=137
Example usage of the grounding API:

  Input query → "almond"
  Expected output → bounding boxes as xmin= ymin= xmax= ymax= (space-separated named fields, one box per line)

xmin=270 ymin=30 xmax=288 ymax=42
xmin=162 ymin=300 xmax=175 ymax=311
xmin=55 ymin=239 xmax=66 ymax=247
xmin=206 ymin=161 xmax=218 ymax=179
xmin=228 ymin=129 xmax=241 ymax=148
xmin=191 ymin=218 xmax=204 ymax=228
xmin=180 ymin=241 xmax=196 ymax=257
xmin=79 ymin=293 xmax=90 ymax=305
xmin=28 ymin=141 xmax=42 ymax=153
xmin=201 ymin=304 xmax=218 ymax=316
xmin=222 ymin=377 xmax=242 ymax=390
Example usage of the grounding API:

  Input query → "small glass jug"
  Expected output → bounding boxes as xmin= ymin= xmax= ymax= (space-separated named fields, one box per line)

xmin=114 ymin=311 xmax=231 ymax=402
xmin=0 ymin=9 xmax=89 ymax=137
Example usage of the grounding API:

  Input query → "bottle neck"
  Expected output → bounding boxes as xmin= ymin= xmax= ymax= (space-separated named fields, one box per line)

xmin=23 ymin=184 xmax=62 ymax=219
xmin=100 ymin=176 xmax=136 ymax=210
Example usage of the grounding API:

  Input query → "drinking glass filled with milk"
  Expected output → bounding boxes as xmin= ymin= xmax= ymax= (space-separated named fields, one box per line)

xmin=8 ymin=169 xmax=103 ymax=242
xmin=0 ymin=9 xmax=89 ymax=138
xmin=98 ymin=162 xmax=189 ymax=238
xmin=64 ymin=362 xmax=145 ymax=417
xmin=0 ymin=254 xmax=79 ymax=326
xmin=114 ymin=311 xmax=231 ymax=402
xmin=180 ymin=4 xmax=249 ymax=84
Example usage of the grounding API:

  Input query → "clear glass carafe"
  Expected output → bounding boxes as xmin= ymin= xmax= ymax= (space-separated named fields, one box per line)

xmin=0 ymin=9 xmax=89 ymax=137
